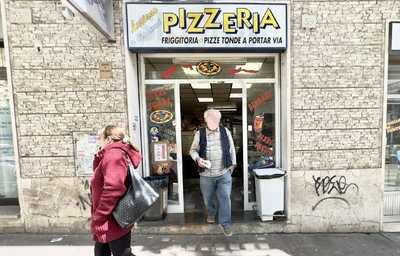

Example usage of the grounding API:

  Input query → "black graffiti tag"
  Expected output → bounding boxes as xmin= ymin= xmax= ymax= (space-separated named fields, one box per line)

xmin=312 ymin=175 xmax=359 ymax=197
xmin=76 ymin=179 xmax=92 ymax=211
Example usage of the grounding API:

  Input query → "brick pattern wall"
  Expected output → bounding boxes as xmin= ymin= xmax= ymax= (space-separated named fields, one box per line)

xmin=3 ymin=0 xmax=400 ymax=232
xmin=290 ymin=0 xmax=400 ymax=231
xmin=5 ymin=0 xmax=128 ymax=232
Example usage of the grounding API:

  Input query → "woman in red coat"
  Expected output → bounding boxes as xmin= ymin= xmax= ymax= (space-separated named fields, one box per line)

xmin=91 ymin=125 xmax=141 ymax=256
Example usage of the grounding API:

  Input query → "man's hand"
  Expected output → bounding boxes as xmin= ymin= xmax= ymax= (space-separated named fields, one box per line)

xmin=197 ymin=158 xmax=206 ymax=168
xmin=229 ymin=165 xmax=236 ymax=174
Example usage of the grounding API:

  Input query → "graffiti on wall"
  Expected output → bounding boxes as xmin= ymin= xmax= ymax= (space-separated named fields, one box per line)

xmin=76 ymin=178 xmax=92 ymax=211
xmin=311 ymin=175 xmax=359 ymax=211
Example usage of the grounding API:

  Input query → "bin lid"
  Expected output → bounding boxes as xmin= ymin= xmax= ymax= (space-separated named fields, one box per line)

xmin=253 ymin=168 xmax=285 ymax=179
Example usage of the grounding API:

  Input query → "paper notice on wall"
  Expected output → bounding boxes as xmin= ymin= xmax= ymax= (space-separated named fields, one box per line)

xmin=74 ymin=132 xmax=98 ymax=176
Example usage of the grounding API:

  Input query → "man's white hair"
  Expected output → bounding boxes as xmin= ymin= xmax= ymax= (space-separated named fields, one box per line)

xmin=204 ymin=109 xmax=221 ymax=120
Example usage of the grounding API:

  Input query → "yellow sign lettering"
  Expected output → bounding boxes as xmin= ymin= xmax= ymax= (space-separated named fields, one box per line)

xmin=223 ymin=13 xmax=237 ymax=33
xmin=204 ymin=8 xmax=222 ymax=29
xmin=253 ymin=12 xmax=260 ymax=33
xmin=163 ymin=12 xmax=178 ymax=33
xmin=179 ymin=8 xmax=186 ymax=28
xmin=236 ymin=8 xmax=252 ymax=29
xmin=187 ymin=12 xmax=205 ymax=33
xmin=260 ymin=8 xmax=280 ymax=29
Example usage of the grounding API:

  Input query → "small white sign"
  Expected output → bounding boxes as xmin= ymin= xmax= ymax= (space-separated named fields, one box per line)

xmin=126 ymin=3 xmax=287 ymax=51
xmin=392 ymin=23 xmax=400 ymax=51
xmin=154 ymin=143 xmax=168 ymax=162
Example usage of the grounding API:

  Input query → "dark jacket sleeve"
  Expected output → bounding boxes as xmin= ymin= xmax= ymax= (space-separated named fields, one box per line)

xmin=92 ymin=149 xmax=127 ymax=225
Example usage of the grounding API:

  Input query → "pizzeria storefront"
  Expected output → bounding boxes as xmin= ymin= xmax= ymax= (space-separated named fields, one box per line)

xmin=123 ymin=2 xmax=290 ymax=218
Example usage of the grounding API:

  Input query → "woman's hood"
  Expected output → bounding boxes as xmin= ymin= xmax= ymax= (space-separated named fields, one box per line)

xmin=101 ymin=141 xmax=142 ymax=168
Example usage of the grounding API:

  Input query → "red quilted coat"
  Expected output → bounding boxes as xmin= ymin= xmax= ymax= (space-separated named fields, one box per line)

xmin=90 ymin=141 xmax=142 ymax=243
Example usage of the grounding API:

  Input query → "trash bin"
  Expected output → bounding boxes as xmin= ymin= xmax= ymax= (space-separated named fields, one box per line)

xmin=143 ymin=175 xmax=169 ymax=221
xmin=253 ymin=168 xmax=285 ymax=221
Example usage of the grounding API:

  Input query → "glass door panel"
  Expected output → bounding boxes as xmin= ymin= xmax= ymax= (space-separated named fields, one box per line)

xmin=143 ymin=83 xmax=183 ymax=213
xmin=0 ymin=99 xmax=17 ymax=203
xmin=245 ymin=82 xmax=276 ymax=207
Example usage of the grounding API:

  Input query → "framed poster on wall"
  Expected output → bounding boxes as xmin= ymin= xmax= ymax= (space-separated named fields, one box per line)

xmin=73 ymin=132 xmax=98 ymax=176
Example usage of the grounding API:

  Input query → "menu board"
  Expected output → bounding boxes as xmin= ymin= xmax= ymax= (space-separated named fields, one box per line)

xmin=73 ymin=132 xmax=98 ymax=176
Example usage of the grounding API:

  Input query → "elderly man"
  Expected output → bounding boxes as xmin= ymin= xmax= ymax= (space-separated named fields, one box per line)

xmin=190 ymin=109 xmax=236 ymax=236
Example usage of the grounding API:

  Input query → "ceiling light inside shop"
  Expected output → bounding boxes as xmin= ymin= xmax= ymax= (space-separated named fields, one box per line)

xmin=230 ymin=93 xmax=243 ymax=98
xmin=174 ymin=57 xmax=246 ymax=64
xmin=235 ymin=62 xmax=263 ymax=72
xmin=191 ymin=83 xmax=211 ymax=89
xmin=208 ymin=104 xmax=236 ymax=109
xmin=232 ymin=83 xmax=253 ymax=89
xmin=198 ymin=98 xmax=213 ymax=102
xmin=218 ymin=108 xmax=237 ymax=112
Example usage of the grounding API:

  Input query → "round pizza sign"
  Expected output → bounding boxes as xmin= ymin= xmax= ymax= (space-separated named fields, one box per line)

xmin=196 ymin=60 xmax=221 ymax=76
xmin=150 ymin=110 xmax=174 ymax=124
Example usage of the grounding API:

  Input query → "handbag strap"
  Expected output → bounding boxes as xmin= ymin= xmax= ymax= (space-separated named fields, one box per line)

xmin=124 ymin=154 xmax=134 ymax=188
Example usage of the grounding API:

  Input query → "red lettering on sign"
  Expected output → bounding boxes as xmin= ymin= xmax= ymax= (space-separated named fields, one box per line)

xmin=161 ymin=65 xmax=177 ymax=79
xmin=228 ymin=67 xmax=258 ymax=76
xmin=248 ymin=90 xmax=273 ymax=112
xmin=255 ymin=142 xmax=273 ymax=156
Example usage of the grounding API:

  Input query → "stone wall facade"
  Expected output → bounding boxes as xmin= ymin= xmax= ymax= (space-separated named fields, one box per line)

xmin=289 ymin=0 xmax=400 ymax=232
xmin=1 ymin=0 xmax=398 ymax=233
xmin=3 ymin=0 xmax=128 ymax=232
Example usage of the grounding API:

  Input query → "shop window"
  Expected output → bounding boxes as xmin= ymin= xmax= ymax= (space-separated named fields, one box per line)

xmin=0 ymin=22 xmax=18 ymax=205
xmin=140 ymin=54 xmax=279 ymax=212
xmin=144 ymin=57 xmax=275 ymax=80
xmin=385 ymin=22 xmax=400 ymax=217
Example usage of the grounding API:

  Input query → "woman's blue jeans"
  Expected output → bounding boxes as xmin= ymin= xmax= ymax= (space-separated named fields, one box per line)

xmin=199 ymin=171 xmax=232 ymax=228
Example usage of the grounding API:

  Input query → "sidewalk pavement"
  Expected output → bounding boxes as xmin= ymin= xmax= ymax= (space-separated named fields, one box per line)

xmin=0 ymin=232 xmax=400 ymax=256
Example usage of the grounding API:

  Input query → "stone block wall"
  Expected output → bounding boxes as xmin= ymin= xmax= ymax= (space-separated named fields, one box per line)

xmin=4 ymin=0 xmax=127 ymax=232
xmin=1 ymin=0 xmax=399 ymax=233
xmin=290 ymin=0 xmax=400 ymax=231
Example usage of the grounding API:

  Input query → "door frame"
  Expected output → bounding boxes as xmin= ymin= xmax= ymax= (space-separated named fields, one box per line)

xmin=138 ymin=53 xmax=280 ymax=213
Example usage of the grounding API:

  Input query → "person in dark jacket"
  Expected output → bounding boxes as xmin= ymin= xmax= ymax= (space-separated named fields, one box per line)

xmin=91 ymin=125 xmax=141 ymax=256
xmin=189 ymin=109 xmax=236 ymax=237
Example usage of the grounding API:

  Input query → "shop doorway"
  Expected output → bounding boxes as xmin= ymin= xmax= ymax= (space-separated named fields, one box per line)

xmin=180 ymin=81 xmax=244 ymax=214
xmin=138 ymin=53 xmax=280 ymax=214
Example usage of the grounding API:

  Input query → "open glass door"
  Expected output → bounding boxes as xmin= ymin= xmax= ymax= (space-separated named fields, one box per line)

xmin=140 ymin=79 xmax=184 ymax=213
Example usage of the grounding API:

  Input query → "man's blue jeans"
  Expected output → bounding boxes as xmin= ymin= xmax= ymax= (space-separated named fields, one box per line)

xmin=199 ymin=171 xmax=232 ymax=228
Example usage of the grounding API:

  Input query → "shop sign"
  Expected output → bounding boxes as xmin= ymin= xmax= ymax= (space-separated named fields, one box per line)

xmin=67 ymin=0 xmax=114 ymax=41
xmin=126 ymin=3 xmax=287 ymax=51
xmin=150 ymin=110 xmax=174 ymax=124
xmin=196 ymin=60 xmax=221 ymax=76
xmin=392 ymin=22 xmax=400 ymax=51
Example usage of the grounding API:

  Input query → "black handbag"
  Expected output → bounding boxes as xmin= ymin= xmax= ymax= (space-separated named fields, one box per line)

xmin=113 ymin=162 xmax=159 ymax=228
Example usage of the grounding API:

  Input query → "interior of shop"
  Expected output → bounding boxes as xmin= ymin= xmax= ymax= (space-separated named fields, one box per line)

xmin=179 ymin=82 xmax=244 ymax=215
xmin=142 ymin=55 xmax=278 ymax=223
xmin=385 ymin=31 xmax=400 ymax=221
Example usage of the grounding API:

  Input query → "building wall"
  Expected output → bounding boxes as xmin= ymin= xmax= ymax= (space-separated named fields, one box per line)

xmin=290 ymin=0 xmax=400 ymax=231
xmin=3 ymin=0 xmax=128 ymax=232
xmin=1 ymin=0 xmax=399 ymax=232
